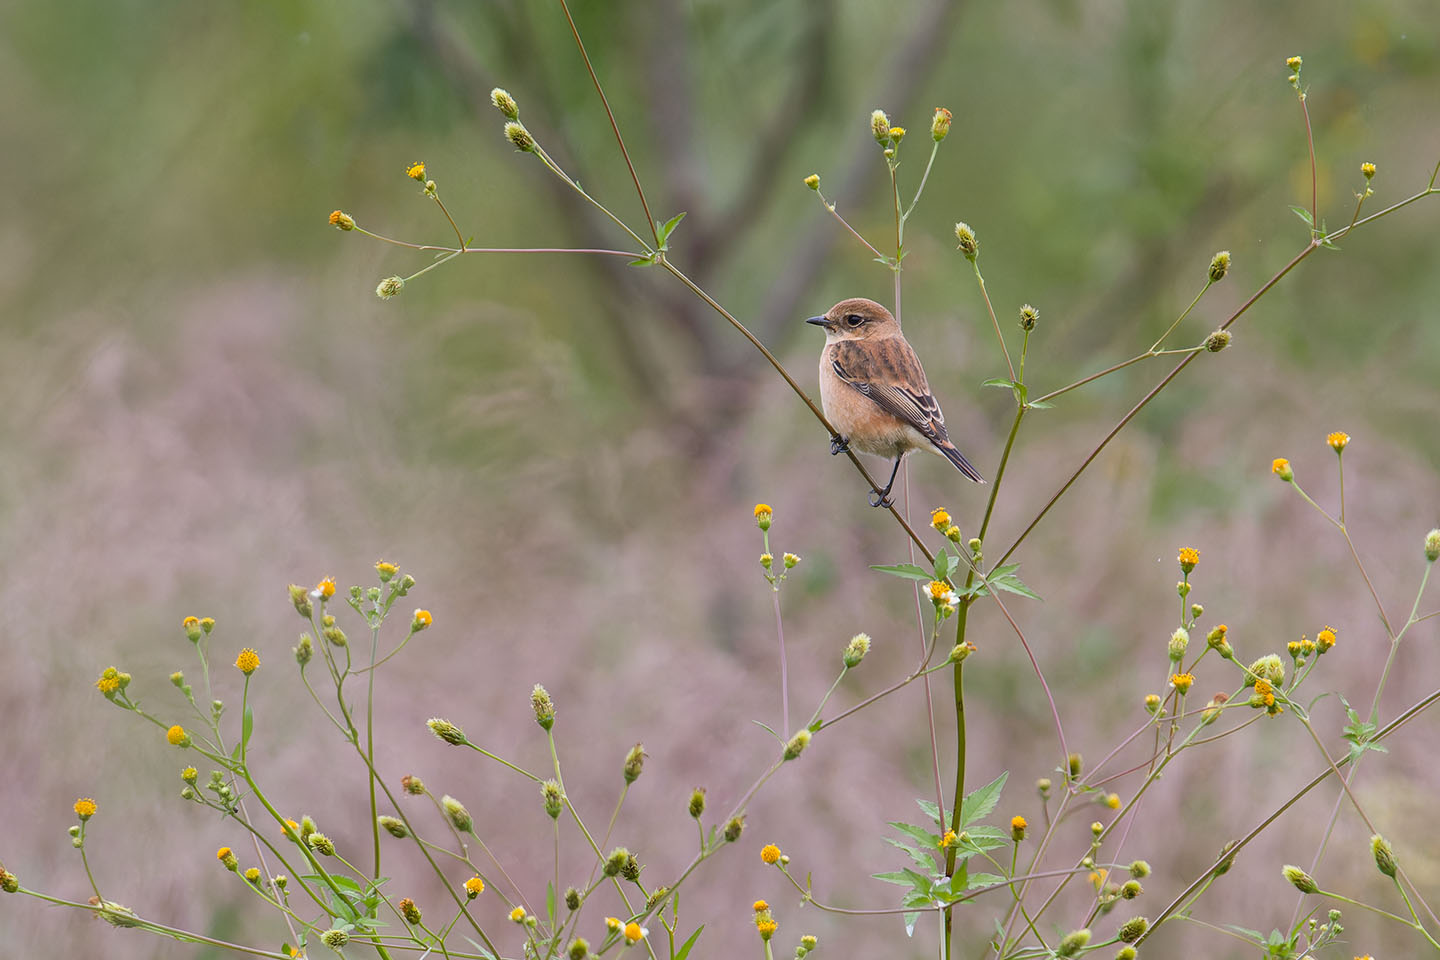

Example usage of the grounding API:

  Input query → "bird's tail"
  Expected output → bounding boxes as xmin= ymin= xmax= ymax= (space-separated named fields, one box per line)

xmin=939 ymin=441 xmax=986 ymax=483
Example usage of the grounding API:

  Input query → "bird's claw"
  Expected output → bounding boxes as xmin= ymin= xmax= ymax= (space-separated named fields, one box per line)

xmin=867 ymin=489 xmax=894 ymax=509
xmin=829 ymin=435 xmax=850 ymax=456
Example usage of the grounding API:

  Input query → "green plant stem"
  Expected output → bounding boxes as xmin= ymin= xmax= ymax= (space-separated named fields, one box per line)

xmin=1148 ymin=279 xmax=1212 ymax=353
xmin=1316 ymin=889 xmax=1440 ymax=948
xmin=971 ymin=259 xmax=1015 ymax=381
xmin=367 ymin=621 xmax=381 ymax=877
xmin=17 ymin=890 xmax=292 ymax=959
xmin=904 ymin=140 xmax=942 ymax=220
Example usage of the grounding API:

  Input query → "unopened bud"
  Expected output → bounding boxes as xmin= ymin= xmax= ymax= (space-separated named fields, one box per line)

xmin=1370 ymin=834 xmax=1397 ymax=878
xmin=623 ymin=743 xmax=646 ymax=783
xmin=442 ymin=795 xmax=473 ymax=833
xmin=931 ymin=107 xmax=953 ymax=142
xmin=1208 ymin=250 xmax=1231 ymax=282
xmin=954 ymin=223 xmax=979 ymax=260
xmin=689 ymin=787 xmax=707 ymax=818
xmin=1283 ymin=864 xmax=1318 ymax=894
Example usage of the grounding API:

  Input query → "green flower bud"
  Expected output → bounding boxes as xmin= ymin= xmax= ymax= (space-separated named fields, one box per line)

xmin=1118 ymin=916 xmax=1148 ymax=943
xmin=1371 ymin=834 xmax=1397 ymax=878
xmin=1283 ymin=864 xmax=1318 ymax=894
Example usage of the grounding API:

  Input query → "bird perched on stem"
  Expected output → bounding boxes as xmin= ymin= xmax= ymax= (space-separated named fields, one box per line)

xmin=807 ymin=297 xmax=983 ymax=506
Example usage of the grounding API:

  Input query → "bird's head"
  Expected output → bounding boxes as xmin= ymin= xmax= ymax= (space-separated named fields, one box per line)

xmin=805 ymin=298 xmax=900 ymax=343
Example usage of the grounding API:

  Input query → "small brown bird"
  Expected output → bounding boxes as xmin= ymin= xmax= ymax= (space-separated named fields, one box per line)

xmin=807 ymin=297 xmax=984 ymax=506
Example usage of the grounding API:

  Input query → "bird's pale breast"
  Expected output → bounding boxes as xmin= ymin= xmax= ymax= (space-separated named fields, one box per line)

xmin=819 ymin=345 xmax=933 ymax=459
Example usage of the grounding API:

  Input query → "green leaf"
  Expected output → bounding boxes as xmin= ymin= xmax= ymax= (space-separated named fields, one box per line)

xmin=655 ymin=211 xmax=687 ymax=248
xmin=883 ymin=836 xmax=936 ymax=869
xmin=329 ymin=875 xmax=364 ymax=895
xmin=871 ymin=563 xmax=935 ymax=582
xmin=915 ymin=798 xmax=942 ymax=827
xmin=889 ymin=821 xmax=940 ymax=847
xmin=960 ymin=771 xmax=1008 ymax=827
xmin=900 ymin=868 xmax=933 ymax=894
xmin=1290 ymin=205 xmax=1314 ymax=226
xmin=903 ymin=911 xmax=920 ymax=937
xmin=547 ymin=881 xmax=556 ymax=922
xmin=872 ymin=870 xmax=921 ymax=887
xmin=1025 ymin=399 xmax=1054 ymax=410
xmin=750 ymin=720 xmax=784 ymax=743
xmin=241 ymin=705 xmax=254 ymax=752
xmin=986 ymin=564 xmax=1041 ymax=601
xmin=968 ymin=872 xmax=1007 ymax=890
xmin=674 ymin=926 xmax=705 ymax=960
xmin=981 ymin=378 xmax=1015 ymax=389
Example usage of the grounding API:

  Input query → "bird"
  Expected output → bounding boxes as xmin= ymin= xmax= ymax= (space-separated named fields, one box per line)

xmin=806 ymin=297 xmax=984 ymax=507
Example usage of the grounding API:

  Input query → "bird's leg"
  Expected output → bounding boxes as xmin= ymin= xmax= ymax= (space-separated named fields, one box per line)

xmin=868 ymin=457 xmax=902 ymax=508
xmin=829 ymin=434 xmax=850 ymax=456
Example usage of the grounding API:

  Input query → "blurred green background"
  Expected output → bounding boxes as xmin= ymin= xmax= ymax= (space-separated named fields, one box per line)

xmin=3 ymin=1 xmax=1439 ymax=957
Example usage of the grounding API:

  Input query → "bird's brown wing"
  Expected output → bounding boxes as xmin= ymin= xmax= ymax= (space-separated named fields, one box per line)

xmin=831 ymin=338 xmax=985 ymax=482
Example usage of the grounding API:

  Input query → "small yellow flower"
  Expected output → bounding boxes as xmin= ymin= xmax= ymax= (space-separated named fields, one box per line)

xmin=1169 ymin=673 xmax=1194 ymax=694
xmin=406 ymin=162 xmax=426 ymax=182
xmin=73 ymin=798 xmax=97 ymax=819
xmin=754 ymin=503 xmax=773 ymax=531
xmin=1361 ymin=162 xmax=1376 ymax=180
xmin=930 ymin=507 xmax=951 ymax=531
xmin=167 ymin=725 xmax=191 ymax=747
xmin=183 ymin=616 xmax=200 ymax=630
xmin=328 ymin=210 xmax=355 ymax=231
xmin=1144 ymin=693 xmax=1161 ymax=714
xmin=1286 ymin=56 xmax=1303 ymax=71
xmin=284 ymin=818 xmax=299 ymax=833
xmin=939 ymin=830 xmax=957 ymax=849
xmin=245 ymin=867 xmax=261 ymax=883
xmin=927 ymin=580 xmax=958 ymax=606
xmin=1316 ymin=626 xmax=1336 ymax=652
xmin=375 ymin=560 xmax=399 ymax=581
xmin=217 ymin=847 xmax=231 ymax=860
xmin=509 ymin=906 xmax=526 ymax=922
xmin=464 ymin=876 xmax=484 ymax=898
xmin=316 ymin=577 xmax=336 ymax=599
xmin=1177 ymin=547 xmax=1199 ymax=573
xmin=753 ymin=900 xmax=769 ymax=912
xmin=756 ymin=918 xmax=777 ymax=941
xmin=606 ymin=917 xmax=622 ymax=932
xmin=760 ymin=844 xmax=781 ymax=864
xmin=944 ymin=525 xmax=962 ymax=542
xmin=624 ymin=922 xmax=645 ymax=944
xmin=1089 ymin=868 xmax=1108 ymax=890
xmin=888 ymin=126 xmax=906 ymax=142
xmin=217 ymin=846 xmax=238 ymax=870
xmin=1010 ymin=816 xmax=1027 ymax=841
xmin=1104 ymin=793 xmax=1121 ymax=810
xmin=95 ymin=667 xmax=122 ymax=695
xmin=1327 ymin=431 xmax=1350 ymax=453
xmin=803 ymin=174 xmax=819 ymax=190
xmin=412 ymin=609 xmax=432 ymax=631
xmin=1272 ymin=458 xmax=1293 ymax=481
xmin=182 ymin=767 xmax=198 ymax=783
xmin=931 ymin=106 xmax=953 ymax=142
xmin=235 ymin=648 xmax=260 ymax=675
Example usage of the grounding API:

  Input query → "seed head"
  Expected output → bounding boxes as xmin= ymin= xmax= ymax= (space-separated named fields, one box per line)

xmin=1168 ymin=627 xmax=1189 ymax=661
xmin=1208 ymin=250 xmax=1231 ymax=282
xmin=604 ymin=847 xmax=630 ymax=877
xmin=1370 ymin=834 xmax=1397 ymax=878
xmin=442 ymin=795 xmax=472 ymax=833
xmin=490 ymin=88 xmax=519 ymax=120
xmin=307 ymin=833 xmax=335 ymax=856
xmin=531 ymin=684 xmax=556 ymax=729
xmin=1056 ymin=929 xmax=1091 ymax=957
xmin=1427 ymin=529 xmax=1440 ymax=563
xmin=724 ymin=815 xmax=746 ymax=842
xmin=1283 ymin=864 xmax=1318 ymax=894
xmin=1018 ymin=304 xmax=1039 ymax=331
xmin=399 ymin=897 xmax=422 ymax=925
xmin=329 ymin=210 xmax=355 ymax=231
xmin=567 ymin=937 xmax=589 ymax=960
xmin=402 ymin=774 xmax=426 ymax=795
xmin=623 ymin=742 xmax=647 ymax=783
xmin=1118 ymin=916 xmax=1148 ymax=943
xmin=427 ymin=717 xmax=467 ymax=746
xmin=375 ymin=276 xmax=405 ymax=300
xmin=870 ymin=109 xmax=891 ymax=143
xmin=320 ymin=929 xmax=349 ymax=948
xmin=954 ymin=222 xmax=979 ymax=260
xmin=542 ymin=780 xmax=564 ymax=819
xmin=843 ymin=633 xmax=872 ymax=668
xmin=783 ymin=729 xmax=811 ymax=760
xmin=1205 ymin=329 xmax=1232 ymax=352
xmin=689 ymin=787 xmax=707 ymax=818
xmin=564 ymin=886 xmax=581 ymax=911
xmin=378 ymin=816 xmax=408 ymax=838
xmin=932 ymin=107 xmax=953 ymax=142
xmin=504 ymin=122 xmax=535 ymax=152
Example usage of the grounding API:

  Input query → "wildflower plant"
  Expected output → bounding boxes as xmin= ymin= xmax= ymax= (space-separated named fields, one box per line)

xmin=6 ymin=12 xmax=1440 ymax=960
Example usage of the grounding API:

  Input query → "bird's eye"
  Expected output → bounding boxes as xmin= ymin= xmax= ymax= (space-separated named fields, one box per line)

xmin=845 ymin=314 xmax=864 ymax=327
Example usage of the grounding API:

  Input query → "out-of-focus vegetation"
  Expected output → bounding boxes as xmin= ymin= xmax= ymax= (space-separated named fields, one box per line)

xmin=2 ymin=1 xmax=1438 ymax=957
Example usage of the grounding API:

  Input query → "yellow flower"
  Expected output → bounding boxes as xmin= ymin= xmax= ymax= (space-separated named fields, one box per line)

xmin=803 ymin=174 xmax=819 ymax=190
xmin=1286 ymin=56 xmax=1303 ymax=71
xmin=1010 ymin=815 xmax=1027 ymax=841
xmin=182 ymin=767 xmax=198 ymax=783
xmin=284 ymin=818 xmax=299 ymax=833
xmin=756 ymin=918 xmax=777 ymax=941
xmin=166 ymin=725 xmax=191 ymax=747
xmin=754 ymin=503 xmax=772 ymax=519
xmin=1327 ymin=431 xmax=1350 ymax=453
xmin=411 ymin=609 xmax=432 ymax=631
xmin=624 ymin=922 xmax=645 ymax=944
xmin=1169 ymin=673 xmax=1194 ymax=694
xmin=1177 ymin=547 xmax=1199 ymax=573
xmin=1272 ymin=458 xmax=1293 ymax=481
xmin=760 ymin=844 xmax=781 ymax=864
xmin=464 ymin=876 xmax=484 ymax=898
xmin=939 ymin=830 xmax=957 ymax=849
xmin=509 ymin=906 xmax=526 ymax=923
xmin=73 ymin=798 xmax=97 ymax=819
xmin=1144 ymin=693 xmax=1161 ymax=714
xmin=216 ymin=847 xmax=238 ymax=872
xmin=375 ymin=560 xmax=399 ymax=581
xmin=183 ymin=616 xmax=200 ymax=630
xmin=95 ymin=667 xmax=122 ymax=695
xmin=316 ymin=577 xmax=336 ymax=599
xmin=605 ymin=917 xmax=622 ymax=932
xmin=406 ymin=162 xmax=426 ymax=181
xmin=235 ymin=648 xmax=260 ymax=675
xmin=217 ymin=847 xmax=230 ymax=860
xmin=927 ymin=580 xmax=958 ymax=606
xmin=930 ymin=507 xmax=951 ymax=531
xmin=1104 ymin=793 xmax=1121 ymax=810
xmin=328 ymin=210 xmax=355 ymax=231
xmin=1361 ymin=162 xmax=1376 ymax=180
xmin=753 ymin=900 xmax=769 ymax=912
xmin=1317 ymin=626 xmax=1336 ymax=652
xmin=1089 ymin=868 xmax=1108 ymax=890
xmin=888 ymin=126 xmax=906 ymax=142
xmin=244 ymin=867 xmax=261 ymax=883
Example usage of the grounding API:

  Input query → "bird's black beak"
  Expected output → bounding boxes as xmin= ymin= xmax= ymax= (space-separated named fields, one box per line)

xmin=805 ymin=315 xmax=832 ymax=328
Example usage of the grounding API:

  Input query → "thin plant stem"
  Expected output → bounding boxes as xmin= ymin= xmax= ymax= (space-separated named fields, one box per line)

xmin=972 ymin=260 xmax=1015 ymax=381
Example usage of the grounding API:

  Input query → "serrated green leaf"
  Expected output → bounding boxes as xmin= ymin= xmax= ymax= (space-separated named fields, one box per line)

xmin=656 ymin=211 xmax=687 ymax=247
xmin=889 ymin=821 xmax=940 ymax=846
xmin=872 ymin=870 xmax=920 ymax=887
xmin=961 ymin=771 xmax=1008 ymax=827
xmin=986 ymin=565 xmax=1041 ymax=601
xmin=915 ymin=798 xmax=942 ymax=827
xmin=883 ymin=836 xmax=937 ymax=869
xmin=871 ymin=563 xmax=935 ymax=582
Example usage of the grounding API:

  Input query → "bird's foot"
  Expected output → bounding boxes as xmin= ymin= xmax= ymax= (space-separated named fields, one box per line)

xmin=867 ymin=489 xmax=894 ymax=509
xmin=829 ymin=435 xmax=850 ymax=456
